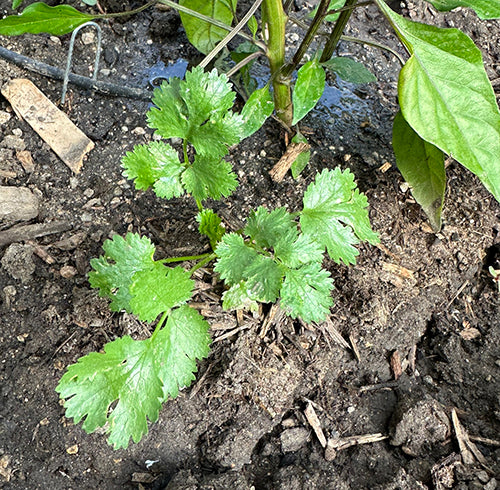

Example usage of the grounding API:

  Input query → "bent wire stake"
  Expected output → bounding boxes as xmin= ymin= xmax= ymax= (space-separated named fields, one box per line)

xmin=61 ymin=22 xmax=103 ymax=104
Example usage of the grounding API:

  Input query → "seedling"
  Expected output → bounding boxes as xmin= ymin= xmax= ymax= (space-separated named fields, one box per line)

xmin=1 ymin=0 xmax=499 ymax=448
xmin=54 ymin=68 xmax=377 ymax=448
xmin=489 ymin=266 xmax=500 ymax=293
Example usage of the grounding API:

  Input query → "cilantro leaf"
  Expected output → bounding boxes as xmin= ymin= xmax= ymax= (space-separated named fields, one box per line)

xmin=56 ymin=304 xmax=210 ymax=449
xmin=147 ymin=77 xmax=188 ymax=140
xmin=300 ymin=168 xmax=378 ymax=265
xmin=222 ymin=282 xmax=259 ymax=311
xmin=214 ymin=233 xmax=259 ymax=285
xmin=181 ymin=155 xmax=238 ymax=201
xmin=121 ymin=141 xmax=184 ymax=199
xmin=244 ymin=254 xmax=284 ymax=303
xmin=280 ymin=262 xmax=334 ymax=323
xmin=130 ymin=265 xmax=194 ymax=322
xmin=274 ymin=231 xmax=324 ymax=268
xmin=89 ymin=233 xmax=156 ymax=312
xmin=244 ymin=206 xmax=297 ymax=249
xmin=147 ymin=67 xmax=244 ymax=158
xmin=197 ymin=209 xmax=226 ymax=249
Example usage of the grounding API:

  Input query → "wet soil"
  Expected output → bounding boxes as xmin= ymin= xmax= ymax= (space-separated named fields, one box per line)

xmin=1 ymin=0 xmax=499 ymax=488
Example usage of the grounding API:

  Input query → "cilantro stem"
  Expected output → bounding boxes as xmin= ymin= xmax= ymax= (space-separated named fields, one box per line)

xmin=158 ymin=253 xmax=212 ymax=264
xmin=189 ymin=253 xmax=216 ymax=276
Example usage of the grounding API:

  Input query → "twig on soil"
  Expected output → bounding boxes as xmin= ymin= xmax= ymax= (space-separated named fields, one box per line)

xmin=359 ymin=381 xmax=400 ymax=393
xmin=469 ymin=435 xmax=500 ymax=447
xmin=348 ymin=334 xmax=361 ymax=362
xmin=325 ymin=433 xmax=388 ymax=461
xmin=189 ymin=363 xmax=213 ymax=399
xmin=322 ymin=318 xmax=351 ymax=350
xmin=0 ymin=221 xmax=72 ymax=247
xmin=269 ymin=142 xmax=310 ymax=182
xmin=304 ymin=402 xmax=327 ymax=448
xmin=390 ymin=350 xmax=403 ymax=380
xmin=451 ymin=408 xmax=487 ymax=466
xmin=445 ymin=280 xmax=469 ymax=309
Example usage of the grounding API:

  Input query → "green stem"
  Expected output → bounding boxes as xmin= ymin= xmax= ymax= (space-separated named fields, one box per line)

xmin=94 ymin=0 xmax=157 ymax=19
xmin=189 ymin=253 xmax=217 ymax=275
xmin=281 ymin=0 xmax=331 ymax=79
xmin=158 ymin=252 xmax=212 ymax=264
xmin=151 ymin=310 xmax=169 ymax=340
xmin=262 ymin=0 xmax=292 ymax=126
xmin=320 ymin=0 xmax=357 ymax=63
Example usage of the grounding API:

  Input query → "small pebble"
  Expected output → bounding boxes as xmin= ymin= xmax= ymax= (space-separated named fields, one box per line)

xmin=81 ymin=31 xmax=95 ymax=45
xmin=49 ymin=36 xmax=61 ymax=45
xmin=0 ymin=111 xmax=11 ymax=125
xmin=60 ymin=266 xmax=77 ymax=279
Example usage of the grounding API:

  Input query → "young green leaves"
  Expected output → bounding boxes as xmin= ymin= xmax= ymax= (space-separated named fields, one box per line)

xmin=57 ymin=233 xmax=211 ymax=448
xmin=122 ymin=67 xmax=244 ymax=203
xmin=215 ymin=168 xmax=378 ymax=322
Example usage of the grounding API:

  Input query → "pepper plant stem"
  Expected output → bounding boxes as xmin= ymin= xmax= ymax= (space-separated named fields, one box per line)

xmin=282 ymin=0 xmax=331 ymax=79
xmin=262 ymin=0 xmax=292 ymax=126
xmin=320 ymin=0 xmax=357 ymax=63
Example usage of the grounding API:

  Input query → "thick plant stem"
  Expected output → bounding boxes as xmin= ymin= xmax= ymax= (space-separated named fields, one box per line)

xmin=262 ymin=0 xmax=292 ymax=127
xmin=320 ymin=0 xmax=357 ymax=63
xmin=282 ymin=0 xmax=331 ymax=79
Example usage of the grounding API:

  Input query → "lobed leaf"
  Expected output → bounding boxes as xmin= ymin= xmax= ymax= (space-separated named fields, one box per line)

xmin=244 ymin=206 xmax=297 ymax=250
xmin=121 ymin=141 xmax=184 ymax=199
xmin=130 ymin=265 xmax=195 ymax=323
xmin=214 ymin=233 xmax=259 ymax=285
xmin=393 ymin=111 xmax=446 ymax=232
xmin=280 ymin=263 xmax=333 ymax=323
xmin=222 ymin=282 xmax=259 ymax=311
xmin=88 ymin=233 xmax=156 ymax=312
xmin=376 ymin=1 xmax=500 ymax=201
xmin=148 ymin=67 xmax=244 ymax=158
xmin=0 ymin=2 xmax=94 ymax=36
xmin=274 ymin=231 xmax=324 ymax=269
xmin=56 ymin=305 xmax=210 ymax=449
xmin=181 ymin=155 xmax=238 ymax=201
xmin=300 ymin=168 xmax=378 ymax=265
xmin=425 ymin=0 xmax=500 ymax=19
xmin=292 ymin=59 xmax=326 ymax=126
xmin=244 ymin=255 xmax=283 ymax=303
xmin=197 ymin=209 xmax=226 ymax=249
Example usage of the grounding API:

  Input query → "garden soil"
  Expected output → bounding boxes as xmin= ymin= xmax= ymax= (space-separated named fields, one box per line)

xmin=0 ymin=0 xmax=499 ymax=488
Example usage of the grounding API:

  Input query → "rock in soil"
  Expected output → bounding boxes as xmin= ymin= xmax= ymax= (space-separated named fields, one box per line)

xmin=1 ymin=243 xmax=36 ymax=284
xmin=0 ymin=186 xmax=39 ymax=224
xmin=390 ymin=394 xmax=451 ymax=457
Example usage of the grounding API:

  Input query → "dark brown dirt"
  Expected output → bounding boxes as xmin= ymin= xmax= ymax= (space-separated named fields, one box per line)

xmin=1 ymin=1 xmax=499 ymax=489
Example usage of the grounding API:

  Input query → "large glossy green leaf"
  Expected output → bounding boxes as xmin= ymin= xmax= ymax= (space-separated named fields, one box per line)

xmin=0 ymin=3 xmax=94 ymax=36
xmin=426 ymin=0 xmax=500 ymax=19
xmin=393 ymin=111 xmax=446 ymax=232
xmin=292 ymin=59 xmax=326 ymax=125
xmin=376 ymin=0 xmax=500 ymax=201
xmin=178 ymin=0 xmax=237 ymax=54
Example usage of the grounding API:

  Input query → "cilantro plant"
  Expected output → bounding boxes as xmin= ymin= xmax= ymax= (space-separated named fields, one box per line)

xmin=53 ymin=68 xmax=377 ymax=449
xmin=1 ymin=1 xmax=499 ymax=232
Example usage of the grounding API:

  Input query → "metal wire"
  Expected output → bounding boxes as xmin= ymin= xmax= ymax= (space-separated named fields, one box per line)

xmin=61 ymin=22 xmax=103 ymax=104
